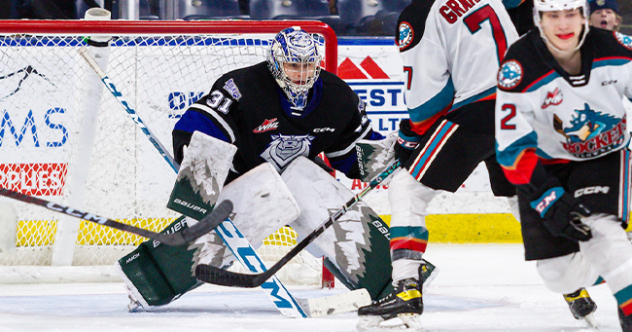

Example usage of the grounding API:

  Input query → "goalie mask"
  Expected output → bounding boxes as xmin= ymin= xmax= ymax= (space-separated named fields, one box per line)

xmin=533 ymin=0 xmax=590 ymax=52
xmin=267 ymin=27 xmax=322 ymax=110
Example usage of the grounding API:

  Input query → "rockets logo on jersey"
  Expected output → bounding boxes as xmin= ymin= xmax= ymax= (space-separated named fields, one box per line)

xmin=615 ymin=32 xmax=632 ymax=50
xmin=398 ymin=22 xmax=414 ymax=51
xmin=498 ymin=60 xmax=523 ymax=89
xmin=253 ymin=118 xmax=279 ymax=133
xmin=260 ymin=133 xmax=315 ymax=172
xmin=554 ymin=103 xmax=626 ymax=158
xmin=541 ymin=87 xmax=563 ymax=109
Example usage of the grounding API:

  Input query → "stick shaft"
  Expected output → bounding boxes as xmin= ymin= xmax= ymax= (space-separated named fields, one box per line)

xmin=196 ymin=161 xmax=400 ymax=287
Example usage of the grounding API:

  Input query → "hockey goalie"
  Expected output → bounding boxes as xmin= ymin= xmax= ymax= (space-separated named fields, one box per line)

xmin=117 ymin=27 xmax=398 ymax=316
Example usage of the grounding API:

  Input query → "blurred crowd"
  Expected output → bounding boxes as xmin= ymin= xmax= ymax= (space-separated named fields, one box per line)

xmin=0 ymin=0 xmax=629 ymax=36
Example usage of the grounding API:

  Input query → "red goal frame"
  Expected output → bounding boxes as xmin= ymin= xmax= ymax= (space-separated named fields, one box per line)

xmin=0 ymin=20 xmax=338 ymax=74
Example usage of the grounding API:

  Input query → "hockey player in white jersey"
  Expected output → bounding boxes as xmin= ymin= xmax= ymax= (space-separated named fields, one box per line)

xmin=357 ymin=0 xmax=524 ymax=329
xmin=495 ymin=0 xmax=632 ymax=330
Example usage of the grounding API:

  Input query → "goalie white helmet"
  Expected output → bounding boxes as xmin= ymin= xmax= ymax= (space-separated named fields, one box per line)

xmin=267 ymin=27 xmax=322 ymax=110
xmin=533 ymin=0 xmax=590 ymax=52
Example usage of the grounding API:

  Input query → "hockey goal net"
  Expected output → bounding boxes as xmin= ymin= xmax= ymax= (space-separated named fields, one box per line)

xmin=0 ymin=20 xmax=337 ymax=286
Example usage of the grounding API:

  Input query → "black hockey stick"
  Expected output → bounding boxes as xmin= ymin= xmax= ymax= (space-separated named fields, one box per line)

xmin=0 ymin=187 xmax=232 ymax=246
xmin=195 ymin=161 xmax=400 ymax=287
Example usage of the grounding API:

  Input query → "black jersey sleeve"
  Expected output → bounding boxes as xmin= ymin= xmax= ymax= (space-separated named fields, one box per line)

xmin=172 ymin=75 xmax=242 ymax=164
xmin=324 ymin=96 xmax=375 ymax=179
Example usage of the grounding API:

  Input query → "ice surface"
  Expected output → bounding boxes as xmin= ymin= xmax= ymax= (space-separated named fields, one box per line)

xmin=0 ymin=244 xmax=622 ymax=332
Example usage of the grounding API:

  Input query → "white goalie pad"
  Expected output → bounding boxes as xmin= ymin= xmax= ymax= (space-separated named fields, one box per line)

xmin=191 ymin=162 xmax=300 ymax=268
xmin=167 ymin=131 xmax=237 ymax=220
xmin=0 ymin=202 xmax=17 ymax=254
xmin=282 ymin=157 xmax=383 ymax=286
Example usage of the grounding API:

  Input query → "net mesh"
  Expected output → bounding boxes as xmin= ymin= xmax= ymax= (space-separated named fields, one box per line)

xmin=0 ymin=26 xmax=327 ymax=284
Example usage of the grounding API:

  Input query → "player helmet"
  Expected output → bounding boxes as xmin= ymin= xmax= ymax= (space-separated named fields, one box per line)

xmin=267 ymin=27 xmax=322 ymax=109
xmin=533 ymin=0 xmax=590 ymax=52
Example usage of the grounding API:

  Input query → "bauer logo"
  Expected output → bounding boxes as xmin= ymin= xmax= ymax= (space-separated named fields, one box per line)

xmin=0 ymin=163 xmax=67 ymax=196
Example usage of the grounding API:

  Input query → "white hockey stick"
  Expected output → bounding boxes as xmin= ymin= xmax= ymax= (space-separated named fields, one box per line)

xmin=78 ymin=45 xmax=310 ymax=317
xmin=78 ymin=47 xmax=179 ymax=173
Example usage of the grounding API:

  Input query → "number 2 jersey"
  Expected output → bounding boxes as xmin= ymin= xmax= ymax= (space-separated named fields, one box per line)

xmin=495 ymin=28 xmax=632 ymax=190
xmin=172 ymin=61 xmax=376 ymax=183
xmin=396 ymin=0 xmax=521 ymax=135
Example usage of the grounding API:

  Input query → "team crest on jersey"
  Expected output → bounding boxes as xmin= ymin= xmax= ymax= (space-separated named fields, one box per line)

xmin=615 ymin=32 xmax=632 ymax=50
xmin=260 ymin=133 xmax=315 ymax=172
xmin=554 ymin=103 xmax=626 ymax=158
xmin=223 ymin=78 xmax=242 ymax=101
xmin=541 ymin=87 xmax=563 ymax=109
xmin=498 ymin=60 xmax=523 ymax=89
xmin=253 ymin=118 xmax=279 ymax=133
xmin=398 ymin=22 xmax=414 ymax=51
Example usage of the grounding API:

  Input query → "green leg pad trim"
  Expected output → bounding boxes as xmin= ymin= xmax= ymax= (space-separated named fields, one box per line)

xmin=118 ymin=216 xmax=202 ymax=307
xmin=323 ymin=212 xmax=394 ymax=301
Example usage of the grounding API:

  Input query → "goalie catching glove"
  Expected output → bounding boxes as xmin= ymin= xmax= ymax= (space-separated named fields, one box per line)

xmin=530 ymin=185 xmax=592 ymax=242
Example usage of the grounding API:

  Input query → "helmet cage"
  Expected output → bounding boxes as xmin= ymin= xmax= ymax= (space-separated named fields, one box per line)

xmin=533 ymin=0 xmax=590 ymax=52
xmin=267 ymin=27 xmax=322 ymax=109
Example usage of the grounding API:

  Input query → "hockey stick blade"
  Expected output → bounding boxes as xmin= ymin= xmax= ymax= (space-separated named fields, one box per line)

xmin=0 ymin=186 xmax=231 ymax=246
xmin=195 ymin=161 xmax=400 ymax=288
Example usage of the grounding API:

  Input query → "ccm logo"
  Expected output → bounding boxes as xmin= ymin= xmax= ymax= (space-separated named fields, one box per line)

xmin=575 ymin=186 xmax=610 ymax=197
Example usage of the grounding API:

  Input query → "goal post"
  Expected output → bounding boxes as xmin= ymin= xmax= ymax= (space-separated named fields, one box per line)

xmin=0 ymin=20 xmax=337 ymax=286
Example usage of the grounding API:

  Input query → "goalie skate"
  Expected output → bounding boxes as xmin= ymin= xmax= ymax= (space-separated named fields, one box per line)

xmin=564 ymin=288 xmax=597 ymax=328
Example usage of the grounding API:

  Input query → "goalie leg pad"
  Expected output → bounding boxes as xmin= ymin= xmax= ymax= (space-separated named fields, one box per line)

xmin=118 ymin=215 xmax=203 ymax=308
xmin=282 ymin=157 xmax=393 ymax=300
xmin=119 ymin=163 xmax=300 ymax=308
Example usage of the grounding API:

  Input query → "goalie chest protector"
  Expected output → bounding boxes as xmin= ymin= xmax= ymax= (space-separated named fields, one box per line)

xmin=182 ymin=61 xmax=368 ymax=180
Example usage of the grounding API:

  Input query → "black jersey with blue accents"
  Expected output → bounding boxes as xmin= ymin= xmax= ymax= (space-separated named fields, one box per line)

xmin=172 ymin=61 xmax=374 ymax=182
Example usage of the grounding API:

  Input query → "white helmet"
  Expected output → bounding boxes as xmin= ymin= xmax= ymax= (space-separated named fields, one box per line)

xmin=533 ymin=0 xmax=590 ymax=52
xmin=267 ymin=27 xmax=322 ymax=110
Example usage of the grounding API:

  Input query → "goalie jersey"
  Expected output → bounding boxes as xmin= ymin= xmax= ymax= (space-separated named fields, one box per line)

xmin=495 ymin=28 xmax=632 ymax=188
xmin=173 ymin=61 xmax=376 ymax=182
xmin=396 ymin=0 xmax=521 ymax=134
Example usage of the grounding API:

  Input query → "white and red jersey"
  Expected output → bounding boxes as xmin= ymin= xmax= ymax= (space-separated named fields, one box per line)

xmin=495 ymin=29 xmax=632 ymax=187
xmin=396 ymin=0 xmax=521 ymax=134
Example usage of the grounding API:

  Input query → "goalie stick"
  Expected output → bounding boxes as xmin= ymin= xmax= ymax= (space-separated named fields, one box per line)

xmin=0 ymin=186 xmax=232 ymax=246
xmin=78 ymin=43 xmax=310 ymax=317
xmin=78 ymin=47 xmax=179 ymax=173
xmin=195 ymin=160 xmax=400 ymax=287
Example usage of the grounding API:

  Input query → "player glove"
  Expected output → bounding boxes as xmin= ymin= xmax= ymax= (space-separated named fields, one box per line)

xmin=530 ymin=186 xmax=592 ymax=242
xmin=395 ymin=120 xmax=422 ymax=165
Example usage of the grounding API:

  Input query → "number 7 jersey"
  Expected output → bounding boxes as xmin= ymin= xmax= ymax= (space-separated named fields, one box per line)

xmin=396 ymin=0 xmax=521 ymax=134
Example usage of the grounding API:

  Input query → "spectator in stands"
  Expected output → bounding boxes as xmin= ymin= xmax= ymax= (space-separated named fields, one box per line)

xmin=329 ymin=0 xmax=337 ymax=14
xmin=16 ymin=0 xmax=77 ymax=19
xmin=239 ymin=0 xmax=250 ymax=15
xmin=0 ymin=0 xmax=11 ymax=19
xmin=589 ymin=0 xmax=621 ymax=31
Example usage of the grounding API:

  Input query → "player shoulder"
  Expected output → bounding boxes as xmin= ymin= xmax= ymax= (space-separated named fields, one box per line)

xmin=589 ymin=28 xmax=632 ymax=59
xmin=211 ymin=61 xmax=272 ymax=101
xmin=498 ymin=29 xmax=545 ymax=92
xmin=396 ymin=0 xmax=434 ymax=52
xmin=320 ymin=70 xmax=355 ymax=95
